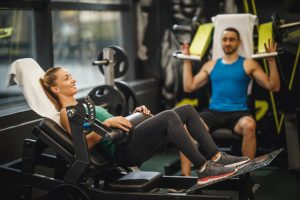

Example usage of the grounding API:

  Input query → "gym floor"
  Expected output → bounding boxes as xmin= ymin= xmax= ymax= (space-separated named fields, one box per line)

xmin=140 ymin=147 xmax=300 ymax=200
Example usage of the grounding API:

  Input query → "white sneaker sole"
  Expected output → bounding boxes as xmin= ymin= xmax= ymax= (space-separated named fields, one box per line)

xmin=225 ymin=158 xmax=250 ymax=168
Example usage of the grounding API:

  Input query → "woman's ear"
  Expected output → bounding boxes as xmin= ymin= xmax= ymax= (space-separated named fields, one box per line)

xmin=51 ymin=86 xmax=60 ymax=94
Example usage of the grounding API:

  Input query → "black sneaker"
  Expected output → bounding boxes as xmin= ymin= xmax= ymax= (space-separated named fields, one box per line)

xmin=197 ymin=161 xmax=236 ymax=185
xmin=214 ymin=152 xmax=250 ymax=168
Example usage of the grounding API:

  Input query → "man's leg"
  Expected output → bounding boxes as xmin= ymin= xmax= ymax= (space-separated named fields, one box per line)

xmin=180 ymin=152 xmax=192 ymax=176
xmin=234 ymin=116 xmax=256 ymax=160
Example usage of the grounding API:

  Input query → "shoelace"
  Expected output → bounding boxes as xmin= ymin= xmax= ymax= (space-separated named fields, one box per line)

xmin=220 ymin=152 xmax=232 ymax=163
xmin=205 ymin=161 xmax=214 ymax=174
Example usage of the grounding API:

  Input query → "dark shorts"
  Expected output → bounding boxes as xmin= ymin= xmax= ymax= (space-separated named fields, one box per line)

xmin=199 ymin=109 xmax=253 ymax=133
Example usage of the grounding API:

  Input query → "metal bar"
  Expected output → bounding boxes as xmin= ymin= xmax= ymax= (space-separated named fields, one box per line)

xmin=251 ymin=52 xmax=278 ymax=59
xmin=0 ymin=1 xmax=43 ymax=9
xmin=93 ymin=60 xmax=110 ymax=65
xmin=173 ymin=51 xmax=279 ymax=61
xmin=172 ymin=52 xmax=202 ymax=61
xmin=173 ymin=24 xmax=192 ymax=32
xmin=279 ymin=21 xmax=300 ymax=29
xmin=0 ymin=164 xmax=63 ymax=190
xmin=50 ymin=2 xmax=129 ymax=11
xmin=0 ymin=118 xmax=41 ymax=132
xmin=90 ymin=189 xmax=232 ymax=200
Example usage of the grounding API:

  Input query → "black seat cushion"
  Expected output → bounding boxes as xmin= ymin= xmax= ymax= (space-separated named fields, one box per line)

xmin=108 ymin=171 xmax=162 ymax=192
xmin=211 ymin=128 xmax=242 ymax=141
xmin=211 ymin=128 xmax=242 ymax=151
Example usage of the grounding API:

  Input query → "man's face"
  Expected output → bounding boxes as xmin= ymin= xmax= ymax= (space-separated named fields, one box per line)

xmin=221 ymin=31 xmax=240 ymax=55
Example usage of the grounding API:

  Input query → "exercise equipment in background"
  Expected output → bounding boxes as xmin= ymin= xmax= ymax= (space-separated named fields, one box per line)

xmin=272 ymin=13 xmax=300 ymax=43
xmin=172 ymin=14 xmax=287 ymax=61
xmin=93 ymin=45 xmax=129 ymax=80
xmin=91 ymin=46 xmax=138 ymax=116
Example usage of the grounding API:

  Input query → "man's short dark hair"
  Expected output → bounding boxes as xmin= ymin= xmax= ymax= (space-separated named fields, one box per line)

xmin=223 ymin=27 xmax=240 ymax=40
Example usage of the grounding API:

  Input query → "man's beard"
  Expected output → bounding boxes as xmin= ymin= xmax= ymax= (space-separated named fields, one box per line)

xmin=223 ymin=46 xmax=238 ymax=55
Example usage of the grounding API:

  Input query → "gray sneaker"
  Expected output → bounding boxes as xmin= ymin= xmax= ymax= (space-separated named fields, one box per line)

xmin=214 ymin=152 xmax=250 ymax=168
xmin=197 ymin=161 xmax=236 ymax=185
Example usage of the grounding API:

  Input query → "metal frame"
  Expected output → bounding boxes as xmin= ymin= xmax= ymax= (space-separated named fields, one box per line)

xmin=0 ymin=104 xmax=245 ymax=200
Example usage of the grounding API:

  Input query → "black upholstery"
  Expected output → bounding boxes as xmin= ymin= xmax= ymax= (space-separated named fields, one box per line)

xmin=211 ymin=128 xmax=242 ymax=154
xmin=108 ymin=171 xmax=162 ymax=192
xmin=38 ymin=118 xmax=74 ymax=154
xmin=35 ymin=118 xmax=111 ymax=167
xmin=32 ymin=117 xmax=162 ymax=192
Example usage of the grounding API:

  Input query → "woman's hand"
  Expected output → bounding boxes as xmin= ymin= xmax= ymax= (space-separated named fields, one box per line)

xmin=133 ymin=105 xmax=152 ymax=116
xmin=103 ymin=116 xmax=132 ymax=132
xmin=264 ymin=39 xmax=277 ymax=61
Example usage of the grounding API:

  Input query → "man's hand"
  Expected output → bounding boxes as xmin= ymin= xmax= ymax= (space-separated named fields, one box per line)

xmin=264 ymin=39 xmax=277 ymax=61
xmin=181 ymin=42 xmax=190 ymax=55
xmin=133 ymin=105 xmax=152 ymax=116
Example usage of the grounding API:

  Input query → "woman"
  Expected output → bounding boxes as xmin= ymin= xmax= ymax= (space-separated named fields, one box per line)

xmin=40 ymin=67 xmax=249 ymax=185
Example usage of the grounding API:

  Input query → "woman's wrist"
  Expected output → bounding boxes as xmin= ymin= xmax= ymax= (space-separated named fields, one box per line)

xmin=103 ymin=120 xmax=111 ymax=127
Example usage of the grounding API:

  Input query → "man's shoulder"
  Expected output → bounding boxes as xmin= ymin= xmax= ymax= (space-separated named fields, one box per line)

xmin=203 ymin=60 xmax=217 ymax=73
xmin=205 ymin=59 xmax=217 ymax=68
xmin=243 ymin=58 xmax=259 ymax=67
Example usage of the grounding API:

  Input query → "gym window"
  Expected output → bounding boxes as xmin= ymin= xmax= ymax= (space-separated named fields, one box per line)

xmin=0 ymin=9 xmax=36 ymax=108
xmin=52 ymin=10 xmax=124 ymax=96
xmin=0 ymin=0 xmax=133 ymax=113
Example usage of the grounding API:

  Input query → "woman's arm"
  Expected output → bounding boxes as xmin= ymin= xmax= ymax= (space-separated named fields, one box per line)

xmin=60 ymin=108 xmax=71 ymax=135
xmin=60 ymin=108 xmax=102 ymax=149
xmin=103 ymin=116 xmax=133 ymax=132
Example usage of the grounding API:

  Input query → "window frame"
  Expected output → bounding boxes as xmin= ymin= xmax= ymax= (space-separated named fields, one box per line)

xmin=0 ymin=0 xmax=136 ymax=116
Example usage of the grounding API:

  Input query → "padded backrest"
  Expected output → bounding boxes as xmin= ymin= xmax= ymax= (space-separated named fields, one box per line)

xmin=37 ymin=117 xmax=110 ymax=167
xmin=38 ymin=118 xmax=75 ymax=154
xmin=258 ymin=22 xmax=273 ymax=53
xmin=211 ymin=14 xmax=257 ymax=60
xmin=190 ymin=23 xmax=214 ymax=57
xmin=7 ymin=58 xmax=60 ymax=124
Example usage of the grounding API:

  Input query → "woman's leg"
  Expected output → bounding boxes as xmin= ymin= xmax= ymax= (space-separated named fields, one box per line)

xmin=115 ymin=110 xmax=207 ymax=167
xmin=173 ymin=104 xmax=219 ymax=159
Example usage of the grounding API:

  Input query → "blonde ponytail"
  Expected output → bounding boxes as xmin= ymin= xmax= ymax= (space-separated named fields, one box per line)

xmin=39 ymin=67 xmax=63 ymax=111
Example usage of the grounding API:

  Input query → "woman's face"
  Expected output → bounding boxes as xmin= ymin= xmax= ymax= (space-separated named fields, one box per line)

xmin=52 ymin=68 xmax=77 ymax=96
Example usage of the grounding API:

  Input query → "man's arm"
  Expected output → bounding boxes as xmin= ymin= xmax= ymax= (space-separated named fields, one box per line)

xmin=182 ymin=43 xmax=212 ymax=93
xmin=248 ymin=59 xmax=280 ymax=91
xmin=249 ymin=40 xmax=280 ymax=92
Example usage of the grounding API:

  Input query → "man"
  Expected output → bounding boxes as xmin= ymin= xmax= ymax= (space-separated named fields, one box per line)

xmin=180 ymin=27 xmax=280 ymax=176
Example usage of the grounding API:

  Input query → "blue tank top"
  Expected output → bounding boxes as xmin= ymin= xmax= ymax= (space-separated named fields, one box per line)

xmin=209 ymin=56 xmax=250 ymax=111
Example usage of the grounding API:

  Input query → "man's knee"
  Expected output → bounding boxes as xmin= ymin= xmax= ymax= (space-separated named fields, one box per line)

xmin=242 ymin=119 xmax=256 ymax=137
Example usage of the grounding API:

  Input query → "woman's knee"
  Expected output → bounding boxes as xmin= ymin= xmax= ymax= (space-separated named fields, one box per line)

xmin=174 ymin=104 xmax=198 ymax=120
xmin=159 ymin=110 xmax=177 ymax=118
xmin=175 ymin=104 xmax=194 ymax=113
